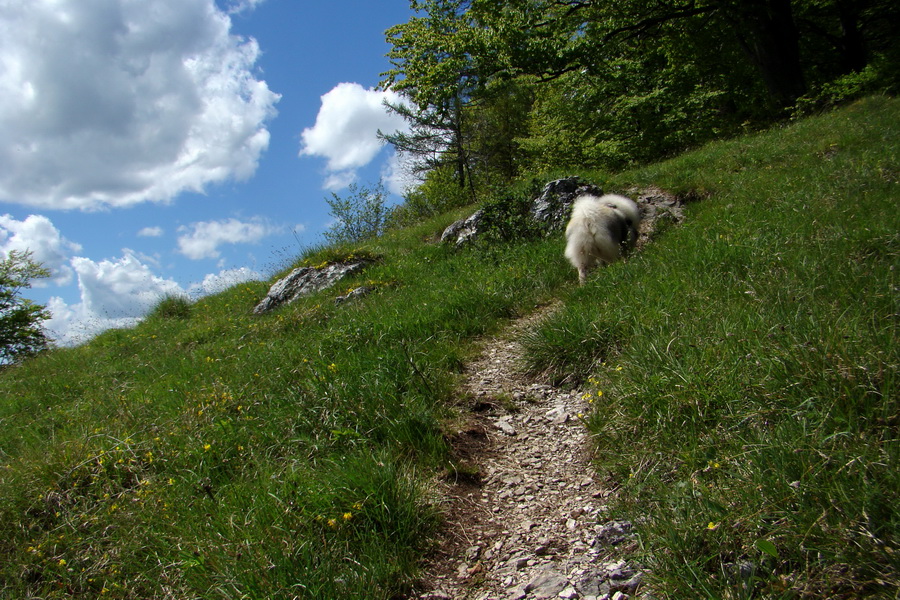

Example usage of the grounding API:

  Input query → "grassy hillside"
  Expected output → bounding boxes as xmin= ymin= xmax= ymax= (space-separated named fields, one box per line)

xmin=525 ymin=96 xmax=899 ymax=598
xmin=1 ymin=96 xmax=897 ymax=599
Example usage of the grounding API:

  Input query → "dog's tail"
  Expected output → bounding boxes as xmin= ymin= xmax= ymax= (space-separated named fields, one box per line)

xmin=600 ymin=194 xmax=639 ymax=226
xmin=600 ymin=194 xmax=640 ymax=251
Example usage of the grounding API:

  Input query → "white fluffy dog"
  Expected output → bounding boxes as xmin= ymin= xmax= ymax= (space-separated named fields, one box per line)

xmin=564 ymin=193 xmax=640 ymax=284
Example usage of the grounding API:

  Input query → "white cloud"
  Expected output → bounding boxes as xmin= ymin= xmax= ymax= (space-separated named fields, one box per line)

xmin=44 ymin=250 xmax=185 ymax=345
xmin=137 ymin=226 xmax=164 ymax=238
xmin=300 ymin=83 xmax=410 ymax=188
xmin=72 ymin=251 xmax=183 ymax=319
xmin=189 ymin=266 xmax=261 ymax=296
xmin=222 ymin=0 xmax=266 ymax=14
xmin=43 ymin=253 xmax=264 ymax=346
xmin=323 ymin=170 xmax=359 ymax=192
xmin=0 ymin=0 xmax=279 ymax=211
xmin=177 ymin=217 xmax=280 ymax=260
xmin=0 ymin=214 xmax=82 ymax=285
xmin=382 ymin=151 xmax=421 ymax=196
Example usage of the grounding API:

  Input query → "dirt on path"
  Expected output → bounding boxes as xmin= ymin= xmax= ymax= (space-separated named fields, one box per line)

xmin=410 ymin=188 xmax=686 ymax=600
xmin=411 ymin=303 xmax=645 ymax=600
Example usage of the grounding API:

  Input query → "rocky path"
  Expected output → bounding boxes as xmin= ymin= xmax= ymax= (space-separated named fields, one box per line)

xmin=414 ymin=305 xmax=645 ymax=600
xmin=412 ymin=187 xmax=686 ymax=600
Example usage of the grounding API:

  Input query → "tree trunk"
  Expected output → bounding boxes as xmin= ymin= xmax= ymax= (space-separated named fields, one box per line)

xmin=730 ymin=0 xmax=807 ymax=108
xmin=836 ymin=0 xmax=867 ymax=73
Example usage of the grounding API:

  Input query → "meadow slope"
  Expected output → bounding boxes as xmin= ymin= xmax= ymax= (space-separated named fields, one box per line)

xmin=0 ymin=96 xmax=897 ymax=599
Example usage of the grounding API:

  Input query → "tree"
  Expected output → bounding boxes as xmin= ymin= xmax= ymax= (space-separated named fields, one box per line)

xmin=323 ymin=181 xmax=390 ymax=245
xmin=382 ymin=0 xmax=898 ymax=189
xmin=381 ymin=0 xmax=485 ymax=197
xmin=0 ymin=250 xmax=51 ymax=365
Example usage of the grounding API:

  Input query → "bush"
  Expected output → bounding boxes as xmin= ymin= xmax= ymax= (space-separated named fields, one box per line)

xmin=388 ymin=166 xmax=474 ymax=228
xmin=474 ymin=182 xmax=545 ymax=244
xmin=324 ymin=181 xmax=389 ymax=245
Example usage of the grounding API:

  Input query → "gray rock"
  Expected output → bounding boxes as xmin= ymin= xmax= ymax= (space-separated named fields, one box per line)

xmin=440 ymin=177 xmax=604 ymax=247
xmin=595 ymin=520 xmax=634 ymax=546
xmin=466 ymin=545 xmax=482 ymax=561
xmin=440 ymin=209 xmax=484 ymax=246
xmin=529 ymin=177 xmax=603 ymax=231
xmin=612 ymin=572 xmax=644 ymax=594
xmin=526 ymin=569 xmax=569 ymax=599
xmin=253 ymin=259 xmax=372 ymax=314
xmin=724 ymin=561 xmax=758 ymax=582
xmin=558 ymin=586 xmax=579 ymax=599
xmin=496 ymin=418 xmax=517 ymax=436
xmin=607 ymin=562 xmax=632 ymax=581
xmin=574 ymin=570 xmax=611 ymax=597
xmin=546 ymin=406 xmax=569 ymax=425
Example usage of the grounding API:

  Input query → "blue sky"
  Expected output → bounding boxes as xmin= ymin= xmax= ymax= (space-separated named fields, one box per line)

xmin=0 ymin=0 xmax=416 ymax=345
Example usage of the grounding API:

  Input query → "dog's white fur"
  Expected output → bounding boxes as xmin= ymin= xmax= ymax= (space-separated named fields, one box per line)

xmin=564 ymin=193 xmax=640 ymax=284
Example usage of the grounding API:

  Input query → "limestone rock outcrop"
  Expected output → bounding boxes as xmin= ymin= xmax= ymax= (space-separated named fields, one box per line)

xmin=253 ymin=259 xmax=372 ymax=314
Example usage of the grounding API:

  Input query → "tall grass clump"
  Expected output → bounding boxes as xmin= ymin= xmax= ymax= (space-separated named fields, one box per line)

xmin=521 ymin=96 xmax=898 ymax=597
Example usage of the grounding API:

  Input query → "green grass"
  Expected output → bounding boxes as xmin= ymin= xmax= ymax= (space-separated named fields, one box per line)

xmin=522 ymin=96 xmax=899 ymax=598
xmin=1 ymin=96 xmax=897 ymax=599
xmin=0 ymin=215 xmax=569 ymax=598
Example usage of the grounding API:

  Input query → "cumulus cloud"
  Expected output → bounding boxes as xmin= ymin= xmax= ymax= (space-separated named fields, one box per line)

xmin=43 ymin=250 xmax=185 ymax=345
xmin=189 ymin=266 xmax=261 ymax=296
xmin=177 ymin=217 xmax=280 ymax=260
xmin=137 ymin=226 xmax=164 ymax=238
xmin=72 ymin=251 xmax=183 ymax=319
xmin=0 ymin=0 xmax=279 ymax=211
xmin=222 ymin=0 xmax=266 ymax=14
xmin=0 ymin=214 xmax=82 ymax=285
xmin=43 ymin=254 xmax=264 ymax=346
xmin=300 ymin=83 xmax=410 ymax=189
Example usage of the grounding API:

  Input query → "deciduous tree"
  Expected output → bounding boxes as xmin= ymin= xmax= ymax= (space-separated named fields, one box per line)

xmin=0 ymin=250 xmax=51 ymax=365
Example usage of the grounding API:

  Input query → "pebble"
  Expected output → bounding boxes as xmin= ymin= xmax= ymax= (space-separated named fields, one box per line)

xmin=496 ymin=418 xmax=517 ymax=436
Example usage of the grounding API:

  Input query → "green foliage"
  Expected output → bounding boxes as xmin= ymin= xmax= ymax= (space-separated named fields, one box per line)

xmin=381 ymin=1 xmax=484 ymax=192
xmin=793 ymin=66 xmax=885 ymax=117
xmin=0 ymin=250 xmax=51 ymax=365
xmin=388 ymin=165 xmax=474 ymax=228
xmin=383 ymin=0 xmax=900 ymax=193
xmin=468 ymin=179 xmax=546 ymax=244
xmin=518 ymin=307 xmax=624 ymax=387
xmin=323 ymin=181 xmax=390 ymax=245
